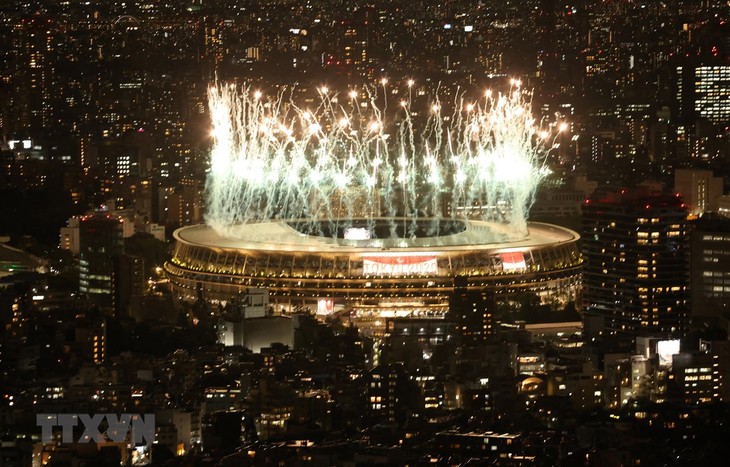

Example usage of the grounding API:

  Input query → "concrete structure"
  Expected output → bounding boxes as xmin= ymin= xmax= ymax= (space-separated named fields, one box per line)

xmin=166 ymin=220 xmax=582 ymax=318
xmin=583 ymin=189 xmax=689 ymax=338
xmin=690 ymin=215 xmax=730 ymax=317
xmin=59 ymin=217 xmax=81 ymax=256
xmin=79 ymin=214 xmax=125 ymax=309
xmin=674 ymin=168 xmax=722 ymax=216
xmin=218 ymin=315 xmax=294 ymax=353
xmin=676 ymin=64 xmax=730 ymax=125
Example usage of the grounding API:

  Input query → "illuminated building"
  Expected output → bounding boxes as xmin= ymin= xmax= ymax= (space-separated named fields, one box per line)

xmin=365 ymin=362 xmax=410 ymax=426
xmin=690 ymin=215 xmax=730 ymax=318
xmin=433 ymin=431 xmax=527 ymax=462
xmin=449 ymin=275 xmax=494 ymax=344
xmin=343 ymin=7 xmax=378 ymax=77
xmin=155 ymin=185 xmax=202 ymax=230
xmin=77 ymin=212 xmax=145 ymax=316
xmin=582 ymin=189 xmax=689 ymax=338
xmin=59 ymin=216 xmax=80 ymax=256
xmin=73 ymin=316 xmax=106 ymax=365
xmin=676 ymin=64 xmax=730 ymax=125
xmin=692 ymin=66 xmax=730 ymax=125
xmin=216 ymin=290 xmax=298 ymax=353
xmin=699 ymin=339 xmax=730 ymax=402
xmin=11 ymin=15 xmax=55 ymax=131
xmin=383 ymin=317 xmax=454 ymax=370
xmin=672 ymin=352 xmax=718 ymax=405
xmin=165 ymin=220 xmax=582 ymax=319
xmin=674 ymin=168 xmax=722 ymax=216
xmin=546 ymin=367 xmax=605 ymax=410
xmin=79 ymin=214 xmax=125 ymax=309
xmin=174 ymin=82 xmax=576 ymax=323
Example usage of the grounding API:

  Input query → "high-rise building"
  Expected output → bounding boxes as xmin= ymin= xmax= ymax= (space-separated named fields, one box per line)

xmin=11 ymin=15 xmax=56 ymax=132
xmin=59 ymin=216 xmax=80 ymax=256
xmin=582 ymin=189 xmax=689 ymax=339
xmin=343 ymin=7 xmax=378 ymax=78
xmin=690 ymin=215 xmax=730 ymax=318
xmin=79 ymin=214 xmax=125 ymax=309
xmin=365 ymin=362 xmax=414 ymax=426
xmin=676 ymin=64 xmax=730 ymax=125
xmin=672 ymin=351 xmax=718 ymax=405
xmin=449 ymin=276 xmax=494 ymax=345
xmin=155 ymin=185 xmax=202 ymax=229
xmin=115 ymin=254 xmax=145 ymax=317
xmin=74 ymin=316 xmax=106 ymax=365
xmin=674 ymin=168 xmax=723 ymax=216
xmin=693 ymin=66 xmax=730 ymax=125
xmin=699 ymin=339 xmax=730 ymax=402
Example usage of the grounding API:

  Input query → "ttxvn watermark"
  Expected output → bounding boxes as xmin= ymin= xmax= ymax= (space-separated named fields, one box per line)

xmin=36 ymin=413 xmax=155 ymax=444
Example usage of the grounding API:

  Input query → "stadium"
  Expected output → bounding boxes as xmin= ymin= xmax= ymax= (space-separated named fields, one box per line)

xmin=165 ymin=82 xmax=582 ymax=318
xmin=165 ymin=218 xmax=581 ymax=317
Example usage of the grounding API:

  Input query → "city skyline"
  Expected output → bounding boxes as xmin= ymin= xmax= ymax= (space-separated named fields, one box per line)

xmin=0 ymin=1 xmax=729 ymax=466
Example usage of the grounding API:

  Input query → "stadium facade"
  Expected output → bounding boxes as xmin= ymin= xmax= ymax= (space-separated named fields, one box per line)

xmin=165 ymin=219 xmax=581 ymax=316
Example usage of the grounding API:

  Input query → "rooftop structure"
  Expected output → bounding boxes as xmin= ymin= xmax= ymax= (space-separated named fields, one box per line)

xmin=166 ymin=219 xmax=581 ymax=320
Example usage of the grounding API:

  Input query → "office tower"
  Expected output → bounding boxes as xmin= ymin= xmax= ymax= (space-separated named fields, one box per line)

xmin=690 ymin=215 xmax=730 ymax=318
xmin=676 ymin=64 xmax=730 ymax=125
xmin=79 ymin=214 xmax=125 ymax=310
xmin=343 ymin=7 xmax=378 ymax=78
xmin=692 ymin=66 xmax=730 ymax=125
xmin=674 ymin=168 xmax=723 ymax=216
xmin=672 ymin=351 xmax=719 ymax=405
xmin=11 ymin=15 xmax=56 ymax=132
xmin=583 ymin=189 xmax=689 ymax=339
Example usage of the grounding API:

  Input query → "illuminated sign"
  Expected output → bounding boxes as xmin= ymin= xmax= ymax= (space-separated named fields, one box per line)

xmin=500 ymin=252 xmax=526 ymax=271
xmin=657 ymin=339 xmax=680 ymax=368
xmin=363 ymin=256 xmax=437 ymax=276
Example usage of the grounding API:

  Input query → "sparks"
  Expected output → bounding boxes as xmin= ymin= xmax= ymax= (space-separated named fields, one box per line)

xmin=205 ymin=81 xmax=557 ymax=239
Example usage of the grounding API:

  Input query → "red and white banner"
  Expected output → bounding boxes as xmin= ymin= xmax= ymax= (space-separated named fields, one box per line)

xmin=363 ymin=256 xmax=438 ymax=276
xmin=317 ymin=298 xmax=334 ymax=315
xmin=500 ymin=252 xmax=526 ymax=271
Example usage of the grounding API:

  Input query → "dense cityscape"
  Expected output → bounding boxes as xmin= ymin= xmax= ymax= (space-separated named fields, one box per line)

xmin=1 ymin=0 xmax=729 ymax=465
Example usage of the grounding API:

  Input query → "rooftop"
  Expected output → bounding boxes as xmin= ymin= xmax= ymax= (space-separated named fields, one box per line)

xmin=174 ymin=220 xmax=579 ymax=255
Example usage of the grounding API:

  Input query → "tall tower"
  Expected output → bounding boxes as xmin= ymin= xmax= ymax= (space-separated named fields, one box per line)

xmin=343 ymin=6 xmax=378 ymax=79
xmin=675 ymin=63 xmax=730 ymax=126
xmin=536 ymin=0 xmax=558 ymax=81
xmin=11 ymin=15 xmax=56 ymax=132
xmin=690 ymin=215 xmax=730 ymax=319
xmin=693 ymin=65 xmax=730 ymax=125
xmin=79 ymin=214 xmax=125 ymax=310
xmin=582 ymin=189 xmax=689 ymax=339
